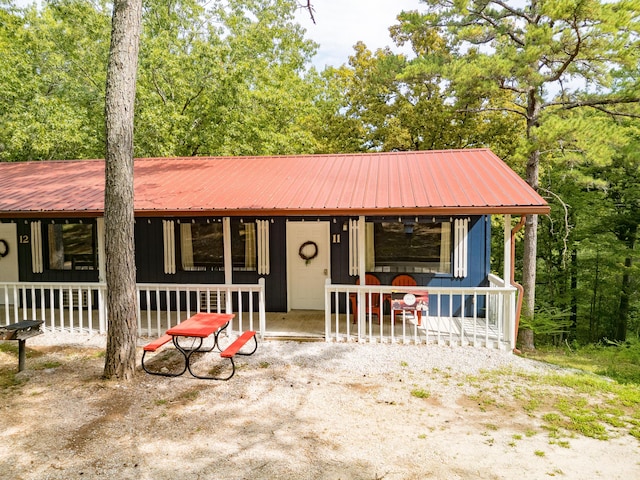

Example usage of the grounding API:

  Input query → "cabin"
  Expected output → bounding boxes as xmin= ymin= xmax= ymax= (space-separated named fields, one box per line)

xmin=0 ymin=150 xmax=549 ymax=349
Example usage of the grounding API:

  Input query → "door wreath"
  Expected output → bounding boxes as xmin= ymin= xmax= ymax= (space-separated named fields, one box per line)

xmin=298 ymin=240 xmax=318 ymax=265
xmin=0 ymin=239 xmax=8 ymax=258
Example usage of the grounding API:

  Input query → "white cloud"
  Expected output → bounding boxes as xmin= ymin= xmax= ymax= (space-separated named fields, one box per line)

xmin=295 ymin=0 xmax=423 ymax=68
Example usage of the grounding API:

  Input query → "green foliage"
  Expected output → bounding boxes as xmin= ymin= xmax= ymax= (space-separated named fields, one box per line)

xmin=136 ymin=0 xmax=321 ymax=156
xmin=0 ymin=0 xmax=110 ymax=161
xmin=533 ymin=111 xmax=640 ymax=344
xmin=532 ymin=339 xmax=640 ymax=385
xmin=410 ymin=388 xmax=431 ymax=399
xmin=468 ymin=361 xmax=640 ymax=443
xmin=520 ymin=305 xmax=573 ymax=341
xmin=324 ymin=38 xmax=522 ymax=153
xmin=0 ymin=0 xmax=322 ymax=161
xmin=406 ymin=1 xmax=640 ymax=347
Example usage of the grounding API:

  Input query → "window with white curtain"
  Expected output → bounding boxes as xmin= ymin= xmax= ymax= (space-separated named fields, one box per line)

xmin=231 ymin=220 xmax=257 ymax=271
xmin=180 ymin=223 xmax=223 ymax=271
xmin=366 ymin=220 xmax=453 ymax=274
xmin=177 ymin=220 xmax=257 ymax=272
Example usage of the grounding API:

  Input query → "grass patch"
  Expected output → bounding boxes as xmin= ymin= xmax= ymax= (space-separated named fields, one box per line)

xmin=33 ymin=361 xmax=62 ymax=370
xmin=0 ymin=369 xmax=21 ymax=389
xmin=463 ymin=354 xmax=640 ymax=443
xmin=410 ymin=388 xmax=430 ymax=399
xmin=176 ymin=388 xmax=200 ymax=402
xmin=0 ymin=343 xmax=19 ymax=355
xmin=528 ymin=339 xmax=640 ymax=385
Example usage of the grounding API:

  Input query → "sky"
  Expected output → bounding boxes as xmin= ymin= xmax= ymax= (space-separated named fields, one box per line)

xmin=294 ymin=0 xmax=424 ymax=68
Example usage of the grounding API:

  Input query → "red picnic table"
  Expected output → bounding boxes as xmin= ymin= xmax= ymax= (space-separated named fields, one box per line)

xmin=142 ymin=312 xmax=257 ymax=380
xmin=167 ymin=312 xmax=234 ymax=352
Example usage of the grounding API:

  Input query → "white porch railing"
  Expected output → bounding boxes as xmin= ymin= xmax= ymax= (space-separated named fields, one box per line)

xmin=0 ymin=279 xmax=266 ymax=338
xmin=135 ymin=281 xmax=265 ymax=337
xmin=1 ymin=277 xmax=515 ymax=348
xmin=324 ymin=277 xmax=517 ymax=350
xmin=0 ymin=281 xmax=107 ymax=334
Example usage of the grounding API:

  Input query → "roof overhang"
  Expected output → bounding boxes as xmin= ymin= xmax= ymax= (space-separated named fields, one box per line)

xmin=0 ymin=205 xmax=550 ymax=219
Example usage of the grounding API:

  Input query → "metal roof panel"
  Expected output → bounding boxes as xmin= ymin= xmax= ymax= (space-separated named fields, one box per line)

xmin=0 ymin=150 xmax=549 ymax=217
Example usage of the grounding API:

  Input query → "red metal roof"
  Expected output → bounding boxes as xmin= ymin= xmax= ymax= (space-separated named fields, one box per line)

xmin=0 ymin=150 xmax=549 ymax=217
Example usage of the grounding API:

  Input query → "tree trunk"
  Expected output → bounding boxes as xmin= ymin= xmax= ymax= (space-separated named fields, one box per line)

xmin=519 ymin=213 xmax=537 ymax=350
xmin=103 ymin=0 xmax=143 ymax=380
xmin=615 ymin=228 xmax=635 ymax=342
xmin=519 ymin=90 xmax=541 ymax=351
xmin=569 ymin=247 xmax=578 ymax=341
xmin=615 ymin=256 xmax=631 ymax=342
xmin=519 ymin=148 xmax=540 ymax=351
xmin=589 ymin=250 xmax=600 ymax=341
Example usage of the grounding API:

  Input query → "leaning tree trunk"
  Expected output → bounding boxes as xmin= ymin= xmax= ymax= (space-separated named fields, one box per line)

xmin=103 ymin=0 xmax=143 ymax=380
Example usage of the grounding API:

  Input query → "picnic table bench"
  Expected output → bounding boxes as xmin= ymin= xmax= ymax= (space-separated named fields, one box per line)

xmin=0 ymin=320 xmax=44 ymax=372
xmin=141 ymin=313 xmax=258 ymax=380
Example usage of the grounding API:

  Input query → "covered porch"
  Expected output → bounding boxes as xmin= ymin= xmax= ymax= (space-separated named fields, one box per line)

xmin=1 ymin=272 xmax=516 ymax=349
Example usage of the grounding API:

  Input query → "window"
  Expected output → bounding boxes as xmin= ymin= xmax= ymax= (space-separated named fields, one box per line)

xmin=179 ymin=220 xmax=257 ymax=272
xmin=367 ymin=221 xmax=452 ymax=274
xmin=231 ymin=220 xmax=256 ymax=271
xmin=48 ymin=223 xmax=96 ymax=270
xmin=180 ymin=223 xmax=223 ymax=271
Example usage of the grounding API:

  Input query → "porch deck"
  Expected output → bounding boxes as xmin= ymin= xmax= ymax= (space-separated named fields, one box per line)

xmin=265 ymin=310 xmax=325 ymax=340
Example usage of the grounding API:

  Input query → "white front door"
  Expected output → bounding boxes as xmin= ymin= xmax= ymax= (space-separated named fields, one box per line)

xmin=287 ymin=221 xmax=330 ymax=310
xmin=0 ymin=223 xmax=19 ymax=305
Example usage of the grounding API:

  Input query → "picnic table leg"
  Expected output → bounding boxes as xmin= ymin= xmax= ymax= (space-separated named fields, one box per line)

xmin=18 ymin=339 xmax=26 ymax=372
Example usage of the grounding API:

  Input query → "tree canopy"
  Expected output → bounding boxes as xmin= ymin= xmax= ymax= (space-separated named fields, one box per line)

xmin=0 ymin=0 xmax=323 ymax=161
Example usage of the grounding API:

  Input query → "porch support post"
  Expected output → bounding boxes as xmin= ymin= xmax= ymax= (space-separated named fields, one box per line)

xmin=503 ymin=214 xmax=518 ymax=350
xmin=223 ymin=217 xmax=232 ymax=285
xmin=503 ymin=214 xmax=511 ymax=287
xmin=97 ymin=217 xmax=107 ymax=333
xmin=223 ymin=217 xmax=233 ymax=314
xmin=258 ymin=277 xmax=266 ymax=338
xmin=358 ymin=216 xmax=366 ymax=285
xmin=358 ymin=215 xmax=366 ymax=330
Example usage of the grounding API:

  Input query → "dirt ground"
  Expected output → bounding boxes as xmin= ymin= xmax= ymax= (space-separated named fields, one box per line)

xmin=1 ymin=337 xmax=639 ymax=480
